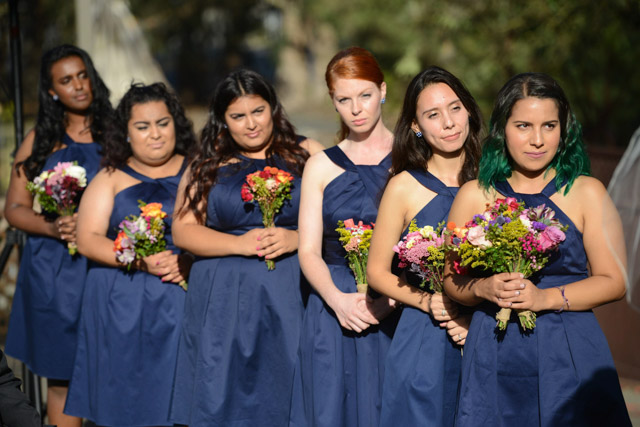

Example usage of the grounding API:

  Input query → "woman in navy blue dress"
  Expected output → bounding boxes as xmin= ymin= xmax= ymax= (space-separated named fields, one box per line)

xmin=289 ymin=47 xmax=399 ymax=427
xmin=64 ymin=83 xmax=196 ymax=426
xmin=4 ymin=44 xmax=113 ymax=427
xmin=367 ymin=67 xmax=484 ymax=426
xmin=169 ymin=69 xmax=323 ymax=426
xmin=444 ymin=73 xmax=631 ymax=425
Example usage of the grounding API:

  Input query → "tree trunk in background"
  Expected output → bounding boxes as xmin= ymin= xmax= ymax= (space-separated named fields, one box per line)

xmin=74 ymin=0 xmax=168 ymax=104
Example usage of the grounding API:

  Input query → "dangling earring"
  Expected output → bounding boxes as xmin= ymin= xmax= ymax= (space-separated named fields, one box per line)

xmin=381 ymin=98 xmax=386 ymax=104
xmin=335 ymin=107 xmax=338 ymax=112
xmin=52 ymin=94 xmax=59 ymax=101
xmin=415 ymin=131 xmax=423 ymax=138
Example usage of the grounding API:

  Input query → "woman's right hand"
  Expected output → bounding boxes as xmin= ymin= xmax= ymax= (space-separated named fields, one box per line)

xmin=329 ymin=291 xmax=380 ymax=333
xmin=54 ymin=214 xmax=78 ymax=243
xmin=234 ymin=228 xmax=264 ymax=256
xmin=429 ymin=292 xmax=459 ymax=323
xmin=139 ymin=250 xmax=181 ymax=280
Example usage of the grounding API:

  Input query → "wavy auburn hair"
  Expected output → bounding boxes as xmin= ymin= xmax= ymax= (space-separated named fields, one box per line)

xmin=179 ymin=69 xmax=309 ymax=223
xmin=18 ymin=44 xmax=114 ymax=180
xmin=391 ymin=66 xmax=484 ymax=185
xmin=478 ymin=72 xmax=590 ymax=194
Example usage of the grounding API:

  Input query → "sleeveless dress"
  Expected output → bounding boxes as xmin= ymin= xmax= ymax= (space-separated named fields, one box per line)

xmin=64 ymin=164 xmax=187 ymax=426
xmin=170 ymin=154 xmax=304 ymax=426
xmin=380 ymin=169 xmax=461 ymax=427
xmin=5 ymin=134 xmax=101 ymax=380
xmin=289 ymin=146 xmax=398 ymax=427
xmin=455 ymin=179 xmax=631 ymax=426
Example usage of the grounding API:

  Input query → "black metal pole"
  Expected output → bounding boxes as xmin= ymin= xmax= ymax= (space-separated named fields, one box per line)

xmin=9 ymin=0 xmax=24 ymax=149
xmin=6 ymin=0 xmax=44 ymax=421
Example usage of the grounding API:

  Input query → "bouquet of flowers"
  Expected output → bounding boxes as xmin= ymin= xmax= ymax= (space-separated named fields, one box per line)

xmin=27 ymin=161 xmax=87 ymax=255
xmin=452 ymin=197 xmax=567 ymax=331
xmin=393 ymin=220 xmax=449 ymax=293
xmin=241 ymin=166 xmax=294 ymax=270
xmin=113 ymin=201 xmax=187 ymax=291
xmin=336 ymin=219 xmax=374 ymax=293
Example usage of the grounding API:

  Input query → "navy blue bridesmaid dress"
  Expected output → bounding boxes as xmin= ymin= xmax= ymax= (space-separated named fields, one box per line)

xmin=380 ymin=169 xmax=461 ymax=427
xmin=64 ymin=164 xmax=187 ymax=426
xmin=455 ymin=179 xmax=631 ymax=426
xmin=170 ymin=154 xmax=304 ymax=426
xmin=289 ymin=146 xmax=398 ymax=427
xmin=5 ymin=134 xmax=101 ymax=380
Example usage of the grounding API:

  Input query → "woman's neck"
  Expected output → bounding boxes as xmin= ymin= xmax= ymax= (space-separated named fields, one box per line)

xmin=508 ymin=167 xmax=556 ymax=194
xmin=65 ymin=110 xmax=92 ymax=142
xmin=426 ymin=152 xmax=465 ymax=187
xmin=341 ymin=118 xmax=393 ymax=164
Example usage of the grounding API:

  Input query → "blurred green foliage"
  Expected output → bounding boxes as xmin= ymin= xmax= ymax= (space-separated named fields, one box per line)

xmin=299 ymin=0 xmax=640 ymax=146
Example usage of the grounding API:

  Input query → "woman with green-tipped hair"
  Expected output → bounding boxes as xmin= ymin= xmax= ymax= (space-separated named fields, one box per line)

xmin=443 ymin=72 xmax=631 ymax=426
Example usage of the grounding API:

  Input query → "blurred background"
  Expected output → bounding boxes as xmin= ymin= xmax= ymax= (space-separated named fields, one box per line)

xmin=0 ymin=0 xmax=639 ymax=420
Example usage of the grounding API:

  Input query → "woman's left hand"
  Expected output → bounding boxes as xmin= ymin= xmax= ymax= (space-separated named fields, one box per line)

xmin=499 ymin=279 xmax=548 ymax=312
xmin=161 ymin=253 xmax=194 ymax=284
xmin=365 ymin=294 xmax=397 ymax=322
xmin=257 ymin=227 xmax=298 ymax=259
xmin=444 ymin=313 xmax=471 ymax=347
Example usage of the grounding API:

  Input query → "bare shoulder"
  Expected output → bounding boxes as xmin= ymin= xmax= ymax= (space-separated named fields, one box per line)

xmin=385 ymin=171 xmax=419 ymax=197
xmin=14 ymin=128 xmax=36 ymax=161
xmin=300 ymin=138 xmax=325 ymax=156
xmin=566 ymin=175 xmax=607 ymax=199
xmin=457 ymin=179 xmax=492 ymax=202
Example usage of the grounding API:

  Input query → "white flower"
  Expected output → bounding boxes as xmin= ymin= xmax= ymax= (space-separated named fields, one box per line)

xmin=65 ymin=164 xmax=87 ymax=187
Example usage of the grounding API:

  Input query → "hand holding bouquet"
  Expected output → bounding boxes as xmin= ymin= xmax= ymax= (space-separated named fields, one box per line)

xmin=393 ymin=220 xmax=449 ymax=293
xmin=452 ymin=198 xmax=567 ymax=331
xmin=27 ymin=161 xmax=87 ymax=255
xmin=241 ymin=166 xmax=294 ymax=270
xmin=113 ymin=201 xmax=187 ymax=291
xmin=336 ymin=219 xmax=374 ymax=293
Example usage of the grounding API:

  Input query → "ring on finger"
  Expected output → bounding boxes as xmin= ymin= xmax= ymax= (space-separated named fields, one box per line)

xmin=441 ymin=309 xmax=446 ymax=317
xmin=457 ymin=334 xmax=462 ymax=341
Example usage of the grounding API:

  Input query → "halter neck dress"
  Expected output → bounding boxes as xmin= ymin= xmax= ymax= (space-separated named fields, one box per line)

xmin=289 ymin=146 xmax=399 ymax=427
xmin=380 ymin=169 xmax=461 ymax=427
xmin=455 ymin=179 xmax=631 ymax=426
xmin=65 ymin=162 xmax=187 ymax=426
xmin=170 ymin=152 xmax=305 ymax=426
xmin=6 ymin=134 xmax=101 ymax=380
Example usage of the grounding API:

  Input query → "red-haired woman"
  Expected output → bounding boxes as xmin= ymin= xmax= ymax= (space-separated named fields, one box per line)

xmin=290 ymin=47 xmax=399 ymax=427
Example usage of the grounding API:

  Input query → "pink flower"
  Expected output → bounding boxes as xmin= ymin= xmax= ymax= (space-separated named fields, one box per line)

xmin=343 ymin=218 xmax=355 ymax=229
xmin=466 ymin=225 xmax=492 ymax=248
xmin=538 ymin=226 xmax=565 ymax=251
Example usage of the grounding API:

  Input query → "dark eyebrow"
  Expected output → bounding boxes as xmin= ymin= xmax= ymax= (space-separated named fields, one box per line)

xmin=421 ymin=98 xmax=461 ymax=115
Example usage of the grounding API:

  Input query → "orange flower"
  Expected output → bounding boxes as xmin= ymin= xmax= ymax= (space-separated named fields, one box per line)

xmin=140 ymin=202 xmax=167 ymax=219
xmin=113 ymin=230 xmax=127 ymax=252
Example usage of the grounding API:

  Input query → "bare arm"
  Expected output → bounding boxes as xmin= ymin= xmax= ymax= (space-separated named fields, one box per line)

xmin=4 ymin=130 xmax=68 ymax=238
xmin=367 ymin=172 xmax=457 ymax=322
xmin=298 ymin=152 xmax=378 ymax=332
xmin=502 ymin=177 xmax=627 ymax=312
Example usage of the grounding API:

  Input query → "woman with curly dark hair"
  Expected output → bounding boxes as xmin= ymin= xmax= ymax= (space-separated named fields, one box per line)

xmin=63 ymin=82 xmax=196 ymax=426
xmin=3 ymin=44 xmax=113 ymax=427
xmin=169 ymin=69 xmax=323 ymax=426
xmin=367 ymin=66 xmax=484 ymax=426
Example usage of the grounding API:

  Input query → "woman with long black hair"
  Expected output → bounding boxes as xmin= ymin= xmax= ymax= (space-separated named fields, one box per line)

xmin=4 ymin=44 xmax=113 ymax=427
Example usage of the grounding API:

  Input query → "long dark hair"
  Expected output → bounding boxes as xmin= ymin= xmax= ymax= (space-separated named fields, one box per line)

xmin=180 ymin=69 xmax=309 ymax=223
xmin=18 ymin=44 xmax=113 ymax=180
xmin=325 ymin=47 xmax=385 ymax=141
xmin=478 ymin=72 xmax=590 ymax=194
xmin=391 ymin=66 xmax=483 ymax=185
xmin=102 ymin=82 xmax=196 ymax=170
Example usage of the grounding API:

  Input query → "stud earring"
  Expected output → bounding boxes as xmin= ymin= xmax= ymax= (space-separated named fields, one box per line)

xmin=126 ymin=136 xmax=130 ymax=142
xmin=52 ymin=94 xmax=59 ymax=101
xmin=381 ymin=98 xmax=386 ymax=104
xmin=415 ymin=131 xmax=423 ymax=138
xmin=223 ymin=124 xmax=228 ymax=129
